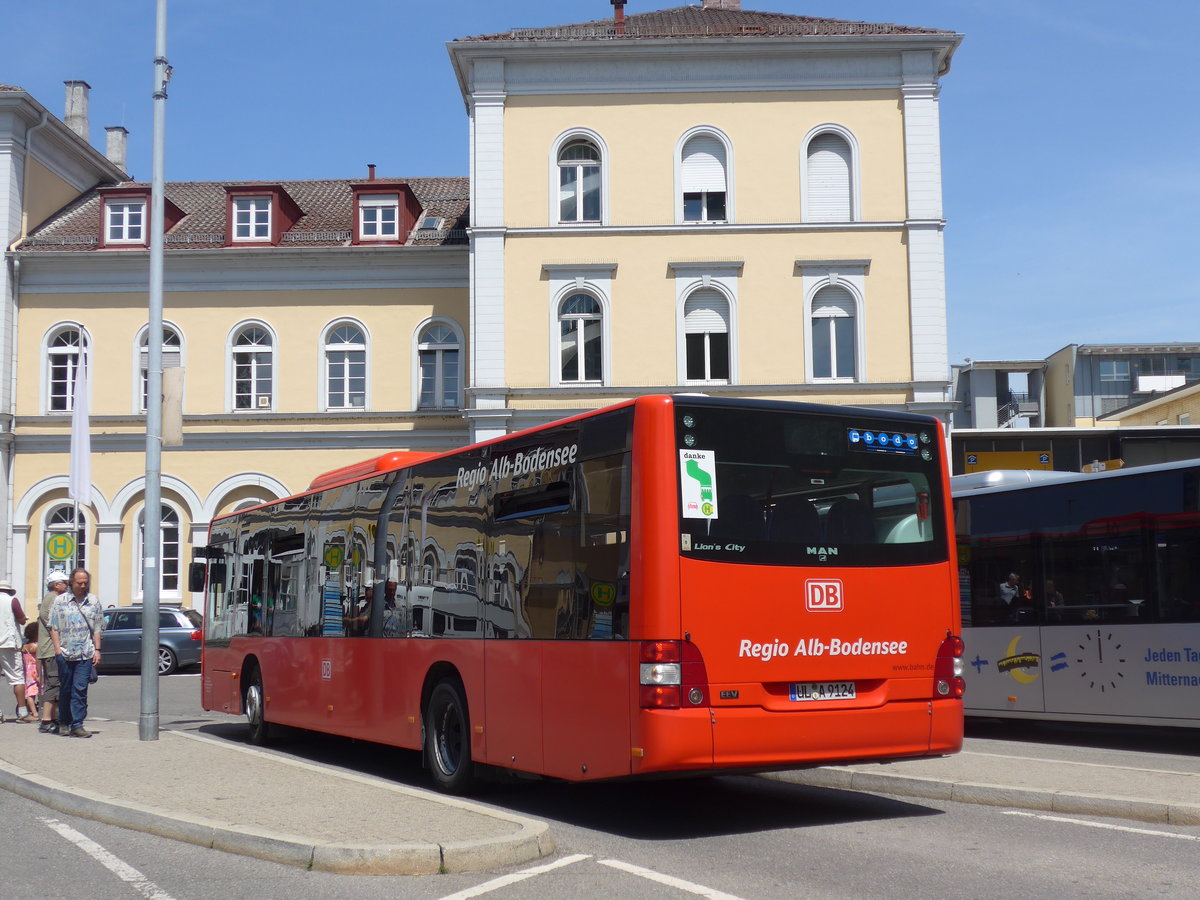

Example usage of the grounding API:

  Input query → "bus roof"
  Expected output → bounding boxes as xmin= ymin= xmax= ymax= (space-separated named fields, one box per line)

xmin=951 ymin=458 xmax=1200 ymax=497
xmin=307 ymin=451 xmax=438 ymax=492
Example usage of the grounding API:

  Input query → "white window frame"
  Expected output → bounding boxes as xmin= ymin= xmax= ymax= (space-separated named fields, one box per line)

xmin=549 ymin=130 xmax=609 ymax=226
xmin=106 ymin=199 xmax=146 ymax=243
xmin=544 ymin=265 xmax=615 ymax=387
xmin=358 ymin=193 xmax=399 ymax=240
xmin=797 ymin=263 xmax=868 ymax=384
xmin=675 ymin=126 xmax=734 ymax=225
xmin=134 ymin=502 xmax=182 ymax=603
xmin=43 ymin=323 xmax=89 ymax=414
xmin=134 ymin=323 xmax=184 ymax=413
xmin=412 ymin=317 xmax=464 ymax=410
xmin=670 ymin=262 xmax=742 ymax=385
xmin=800 ymin=124 xmax=861 ymax=223
xmin=321 ymin=319 xmax=370 ymax=411
xmin=227 ymin=321 xmax=276 ymax=412
xmin=232 ymin=196 xmax=272 ymax=241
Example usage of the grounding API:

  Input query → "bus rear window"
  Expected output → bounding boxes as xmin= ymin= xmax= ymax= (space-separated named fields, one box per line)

xmin=676 ymin=403 xmax=947 ymax=566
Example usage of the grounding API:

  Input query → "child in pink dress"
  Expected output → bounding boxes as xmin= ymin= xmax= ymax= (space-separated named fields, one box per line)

xmin=20 ymin=621 xmax=39 ymax=722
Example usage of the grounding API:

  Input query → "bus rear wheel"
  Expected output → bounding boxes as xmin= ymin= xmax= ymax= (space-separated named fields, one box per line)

xmin=424 ymin=679 xmax=473 ymax=794
xmin=245 ymin=668 xmax=269 ymax=746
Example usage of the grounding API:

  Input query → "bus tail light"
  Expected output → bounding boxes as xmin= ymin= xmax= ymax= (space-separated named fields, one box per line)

xmin=934 ymin=635 xmax=965 ymax=699
xmin=639 ymin=641 xmax=710 ymax=709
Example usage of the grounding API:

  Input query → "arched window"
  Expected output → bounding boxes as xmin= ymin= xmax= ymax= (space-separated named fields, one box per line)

xmin=681 ymin=134 xmax=728 ymax=223
xmin=683 ymin=288 xmax=730 ymax=383
xmin=139 ymin=325 xmax=182 ymax=412
xmin=557 ymin=138 xmax=602 ymax=223
xmin=558 ymin=293 xmax=603 ymax=384
xmin=417 ymin=321 xmax=461 ymax=409
xmin=46 ymin=326 xmax=88 ymax=412
xmin=138 ymin=504 xmax=180 ymax=599
xmin=44 ymin=505 xmax=87 ymax=580
xmin=324 ymin=322 xmax=367 ymax=410
xmin=805 ymin=131 xmax=854 ymax=222
xmin=231 ymin=324 xmax=273 ymax=411
xmin=811 ymin=285 xmax=857 ymax=380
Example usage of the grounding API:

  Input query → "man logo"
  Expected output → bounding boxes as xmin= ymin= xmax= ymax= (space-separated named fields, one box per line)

xmin=806 ymin=579 xmax=844 ymax=612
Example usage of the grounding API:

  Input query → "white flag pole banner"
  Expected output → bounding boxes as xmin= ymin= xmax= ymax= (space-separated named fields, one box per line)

xmin=69 ymin=348 xmax=92 ymax=507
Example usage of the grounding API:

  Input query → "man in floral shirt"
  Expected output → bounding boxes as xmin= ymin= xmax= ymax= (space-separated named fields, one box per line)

xmin=50 ymin=568 xmax=104 ymax=738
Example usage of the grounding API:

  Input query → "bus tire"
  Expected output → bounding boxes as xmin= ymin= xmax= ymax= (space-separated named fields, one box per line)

xmin=245 ymin=667 xmax=270 ymax=746
xmin=424 ymin=679 xmax=474 ymax=794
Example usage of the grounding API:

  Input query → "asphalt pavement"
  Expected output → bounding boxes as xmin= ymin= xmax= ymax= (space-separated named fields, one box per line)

xmin=1 ymin=716 xmax=1198 ymax=875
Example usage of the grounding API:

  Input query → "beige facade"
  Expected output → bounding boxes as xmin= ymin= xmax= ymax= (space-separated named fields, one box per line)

xmin=3 ymin=5 xmax=960 ymax=613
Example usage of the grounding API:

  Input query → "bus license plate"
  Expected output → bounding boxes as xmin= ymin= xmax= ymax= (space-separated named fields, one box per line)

xmin=789 ymin=681 xmax=856 ymax=702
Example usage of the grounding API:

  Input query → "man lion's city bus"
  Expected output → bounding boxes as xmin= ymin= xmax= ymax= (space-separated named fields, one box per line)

xmin=954 ymin=461 xmax=1200 ymax=727
xmin=195 ymin=396 xmax=964 ymax=792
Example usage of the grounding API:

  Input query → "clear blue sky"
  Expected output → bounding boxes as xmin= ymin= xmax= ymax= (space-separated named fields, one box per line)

xmin=5 ymin=1 xmax=1198 ymax=365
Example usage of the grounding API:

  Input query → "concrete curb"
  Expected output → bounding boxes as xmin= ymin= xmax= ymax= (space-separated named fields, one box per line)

xmin=766 ymin=768 xmax=1200 ymax=826
xmin=0 ymin=752 xmax=554 ymax=875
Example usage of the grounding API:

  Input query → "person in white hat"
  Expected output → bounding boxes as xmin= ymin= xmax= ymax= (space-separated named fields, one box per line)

xmin=0 ymin=580 xmax=31 ymax=723
xmin=37 ymin=571 xmax=70 ymax=734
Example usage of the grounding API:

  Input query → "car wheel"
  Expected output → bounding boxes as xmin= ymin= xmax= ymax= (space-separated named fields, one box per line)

xmin=245 ymin=668 xmax=269 ymax=746
xmin=424 ymin=678 xmax=474 ymax=794
xmin=157 ymin=645 xmax=178 ymax=676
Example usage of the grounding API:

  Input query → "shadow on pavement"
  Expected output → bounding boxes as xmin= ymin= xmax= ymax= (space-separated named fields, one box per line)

xmin=192 ymin=721 xmax=941 ymax=840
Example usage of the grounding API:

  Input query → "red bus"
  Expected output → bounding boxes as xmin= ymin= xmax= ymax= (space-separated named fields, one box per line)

xmin=195 ymin=395 xmax=963 ymax=792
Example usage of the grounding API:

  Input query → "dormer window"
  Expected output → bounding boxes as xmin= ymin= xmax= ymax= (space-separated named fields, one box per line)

xmin=224 ymin=185 xmax=302 ymax=247
xmin=107 ymin=200 xmax=145 ymax=243
xmin=358 ymin=194 xmax=399 ymax=240
xmin=350 ymin=181 xmax=418 ymax=245
xmin=233 ymin=197 xmax=272 ymax=241
xmin=97 ymin=187 xmax=182 ymax=250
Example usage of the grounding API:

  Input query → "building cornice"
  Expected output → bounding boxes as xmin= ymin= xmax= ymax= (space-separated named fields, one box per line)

xmin=11 ymin=244 xmax=468 ymax=293
xmin=449 ymin=34 xmax=960 ymax=99
xmin=506 ymin=221 xmax=907 ymax=238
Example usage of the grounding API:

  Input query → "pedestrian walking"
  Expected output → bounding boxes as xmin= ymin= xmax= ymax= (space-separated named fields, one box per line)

xmin=49 ymin=568 xmax=104 ymax=738
xmin=0 ymin=580 xmax=32 ymax=723
xmin=37 ymin=571 xmax=69 ymax=734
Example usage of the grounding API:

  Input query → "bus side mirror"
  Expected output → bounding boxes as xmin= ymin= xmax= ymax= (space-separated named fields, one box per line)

xmin=188 ymin=562 xmax=207 ymax=593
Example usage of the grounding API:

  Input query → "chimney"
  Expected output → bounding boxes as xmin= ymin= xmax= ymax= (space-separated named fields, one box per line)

xmin=64 ymin=80 xmax=91 ymax=140
xmin=702 ymin=0 xmax=741 ymax=9
xmin=611 ymin=0 xmax=625 ymax=36
xmin=367 ymin=164 xmax=376 ymax=181
xmin=105 ymin=126 xmax=128 ymax=171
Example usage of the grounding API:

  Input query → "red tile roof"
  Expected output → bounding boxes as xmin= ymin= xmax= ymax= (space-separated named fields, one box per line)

xmin=457 ymin=4 xmax=954 ymax=42
xmin=18 ymin=177 xmax=470 ymax=251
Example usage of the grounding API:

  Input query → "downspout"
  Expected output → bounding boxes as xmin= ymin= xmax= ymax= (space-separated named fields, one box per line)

xmin=2 ymin=256 xmax=15 ymax=581
xmin=4 ymin=110 xmax=48 ymax=584
xmin=8 ymin=109 xmax=51 ymax=252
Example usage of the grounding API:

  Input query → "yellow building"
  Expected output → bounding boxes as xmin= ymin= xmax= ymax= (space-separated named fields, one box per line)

xmin=2 ymin=3 xmax=960 ymax=610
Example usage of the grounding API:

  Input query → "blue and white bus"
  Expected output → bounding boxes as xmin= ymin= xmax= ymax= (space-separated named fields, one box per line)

xmin=953 ymin=460 xmax=1200 ymax=727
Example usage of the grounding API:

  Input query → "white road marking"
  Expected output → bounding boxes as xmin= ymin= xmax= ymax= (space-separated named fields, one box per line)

xmin=41 ymin=817 xmax=176 ymax=899
xmin=599 ymin=858 xmax=750 ymax=900
xmin=1004 ymin=810 xmax=1200 ymax=840
xmin=436 ymin=853 xmax=590 ymax=899
xmin=964 ymin=749 xmax=1198 ymax=778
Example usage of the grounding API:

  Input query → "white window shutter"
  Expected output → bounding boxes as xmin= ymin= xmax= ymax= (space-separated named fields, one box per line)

xmin=684 ymin=289 xmax=729 ymax=333
xmin=807 ymin=133 xmax=851 ymax=221
xmin=681 ymin=136 xmax=727 ymax=193
xmin=812 ymin=285 xmax=854 ymax=318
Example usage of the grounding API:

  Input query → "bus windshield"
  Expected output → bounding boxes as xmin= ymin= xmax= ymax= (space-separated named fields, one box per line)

xmin=676 ymin=402 xmax=947 ymax=566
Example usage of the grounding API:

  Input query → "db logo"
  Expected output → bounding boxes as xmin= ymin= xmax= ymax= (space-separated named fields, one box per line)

xmin=805 ymin=579 xmax=844 ymax=612
xmin=321 ymin=659 xmax=332 ymax=680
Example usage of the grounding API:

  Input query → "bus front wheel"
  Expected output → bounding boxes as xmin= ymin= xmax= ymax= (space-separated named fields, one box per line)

xmin=424 ymin=679 xmax=474 ymax=794
xmin=245 ymin=668 xmax=269 ymax=746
